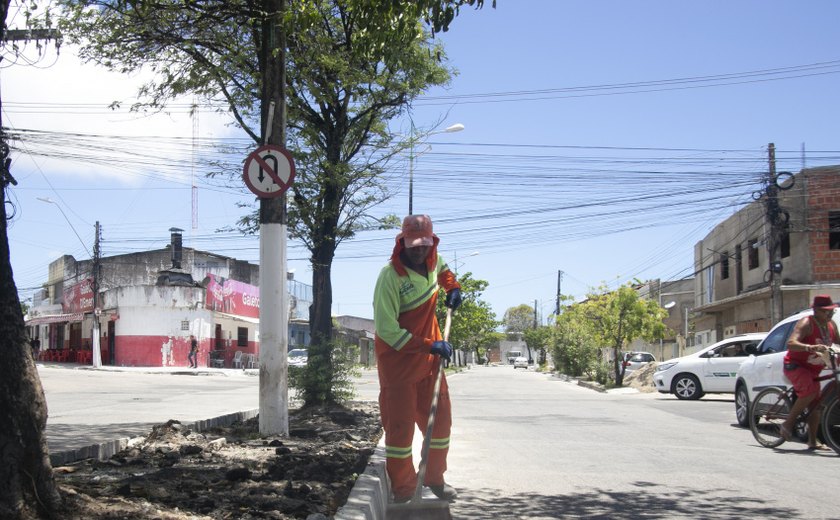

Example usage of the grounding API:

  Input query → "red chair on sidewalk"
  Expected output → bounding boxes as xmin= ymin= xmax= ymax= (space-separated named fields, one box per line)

xmin=55 ymin=350 xmax=69 ymax=363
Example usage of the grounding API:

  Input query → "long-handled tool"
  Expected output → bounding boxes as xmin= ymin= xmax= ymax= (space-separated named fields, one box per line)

xmin=387 ymin=308 xmax=453 ymax=520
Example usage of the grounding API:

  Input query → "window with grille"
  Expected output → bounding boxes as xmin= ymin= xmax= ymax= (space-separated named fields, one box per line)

xmin=720 ymin=252 xmax=730 ymax=279
xmin=237 ymin=327 xmax=248 ymax=347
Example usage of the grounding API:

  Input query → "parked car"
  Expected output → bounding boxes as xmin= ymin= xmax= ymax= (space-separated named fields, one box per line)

xmin=507 ymin=350 xmax=523 ymax=365
xmin=288 ymin=348 xmax=308 ymax=367
xmin=734 ymin=308 xmax=840 ymax=427
xmin=653 ymin=333 xmax=767 ymax=400
xmin=623 ymin=352 xmax=656 ymax=372
xmin=513 ymin=356 xmax=529 ymax=369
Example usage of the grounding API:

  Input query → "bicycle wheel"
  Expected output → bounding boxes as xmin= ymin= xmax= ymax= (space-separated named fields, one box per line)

xmin=750 ymin=387 xmax=793 ymax=448
xmin=821 ymin=396 xmax=840 ymax=455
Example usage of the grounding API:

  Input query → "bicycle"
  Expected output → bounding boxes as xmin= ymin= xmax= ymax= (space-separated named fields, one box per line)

xmin=749 ymin=345 xmax=840 ymax=454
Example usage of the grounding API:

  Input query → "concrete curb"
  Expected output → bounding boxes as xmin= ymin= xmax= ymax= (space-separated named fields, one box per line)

xmin=334 ymin=439 xmax=389 ymax=520
xmin=49 ymin=408 xmax=260 ymax=466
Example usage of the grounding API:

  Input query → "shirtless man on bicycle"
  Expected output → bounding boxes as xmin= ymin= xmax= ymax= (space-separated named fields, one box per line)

xmin=781 ymin=294 xmax=839 ymax=450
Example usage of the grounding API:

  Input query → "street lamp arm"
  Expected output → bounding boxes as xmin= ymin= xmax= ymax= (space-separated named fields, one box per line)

xmin=37 ymin=197 xmax=92 ymax=257
xmin=408 ymin=122 xmax=464 ymax=215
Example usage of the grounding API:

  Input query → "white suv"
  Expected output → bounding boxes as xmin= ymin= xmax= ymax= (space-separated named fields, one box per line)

xmin=653 ymin=333 xmax=767 ymax=400
xmin=734 ymin=309 xmax=840 ymax=427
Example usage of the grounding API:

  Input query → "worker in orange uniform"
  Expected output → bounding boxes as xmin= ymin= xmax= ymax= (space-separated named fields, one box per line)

xmin=373 ymin=214 xmax=462 ymax=503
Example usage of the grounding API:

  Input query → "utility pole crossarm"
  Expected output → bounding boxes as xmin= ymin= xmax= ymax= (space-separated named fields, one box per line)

xmin=4 ymin=29 xmax=60 ymax=42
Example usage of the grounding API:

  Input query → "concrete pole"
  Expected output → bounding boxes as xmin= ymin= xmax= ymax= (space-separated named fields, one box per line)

xmin=258 ymin=0 xmax=289 ymax=436
xmin=259 ymin=219 xmax=288 ymax=435
xmin=91 ymin=221 xmax=102 ymax=368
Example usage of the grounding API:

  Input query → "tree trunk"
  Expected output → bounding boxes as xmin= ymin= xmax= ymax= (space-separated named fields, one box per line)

xmin=0 ymin=183 xmax=62 ymax=518
xmin=307 ymin=242 xmax=335 ymax=404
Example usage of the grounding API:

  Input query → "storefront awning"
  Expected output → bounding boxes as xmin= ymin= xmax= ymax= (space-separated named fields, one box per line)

xmin=26 ymin=313 xmax=85 ymax=325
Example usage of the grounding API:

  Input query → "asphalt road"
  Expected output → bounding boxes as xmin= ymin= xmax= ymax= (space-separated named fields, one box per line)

xmin=445 ymin=365 xmax=840 ymax=519
xmin=39 ymin=363 xmax=382 ymax=455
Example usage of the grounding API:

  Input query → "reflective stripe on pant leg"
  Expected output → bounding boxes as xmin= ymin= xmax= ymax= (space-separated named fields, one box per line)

xmin=415 ymin=372 xmax=451 ymax=487
xmin=380 ymin=383 xmax=418 ymax=497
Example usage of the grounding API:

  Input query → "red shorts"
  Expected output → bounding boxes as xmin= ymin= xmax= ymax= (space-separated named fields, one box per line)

xmin=784 ymin=366 xmax=821 ymax=398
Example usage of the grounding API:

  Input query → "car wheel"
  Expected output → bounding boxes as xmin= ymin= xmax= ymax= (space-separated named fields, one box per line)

xmin=673 ymin=374 xmax=703 ymax=400
xmin=735 ymin=385 xmax=751 ymax=427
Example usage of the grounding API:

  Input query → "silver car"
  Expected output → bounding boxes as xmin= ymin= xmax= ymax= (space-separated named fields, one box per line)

xmin=288 ymin=348 xmax=308 ymax=367
xmin=623 ymin=351 xmax=656 ymax=373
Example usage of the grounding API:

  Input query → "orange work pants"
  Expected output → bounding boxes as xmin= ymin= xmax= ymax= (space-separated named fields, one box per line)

xmin=379 ymin=369 xmax=452 ymax=498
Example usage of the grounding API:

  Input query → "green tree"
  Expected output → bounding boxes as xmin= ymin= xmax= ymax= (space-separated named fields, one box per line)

xmin=502 ymin=303 xmax=535 ymax=339
xmin=522 ymin=325 xmax=551 ymax=365
xmin=435 ymin=272 xmax=498 ymax=365
xmin=55 ymin=0 xmax=492 ymax=405
xmin=550 ymin=304 xmax=601 ymax=378
xmin=580 ymin=283 xmax=666 ymax=386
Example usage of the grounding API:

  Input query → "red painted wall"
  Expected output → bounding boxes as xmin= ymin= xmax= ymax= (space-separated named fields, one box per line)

xmin=113 ymin=335 xmax=259 ymax=367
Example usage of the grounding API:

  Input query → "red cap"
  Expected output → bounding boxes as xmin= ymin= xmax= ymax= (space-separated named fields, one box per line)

xmin=398 ymin=214 xmax=434 ymax=248
xmin=812 ymin=294 xmax=838 ymax=310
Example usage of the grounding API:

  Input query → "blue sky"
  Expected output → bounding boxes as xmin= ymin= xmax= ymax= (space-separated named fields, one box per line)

xmin=4 ymin=1 xmax=840 ymax=323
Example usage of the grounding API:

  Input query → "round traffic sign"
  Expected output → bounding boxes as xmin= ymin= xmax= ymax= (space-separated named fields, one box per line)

xmin=242 ymin=144 xmax=295 ymax=198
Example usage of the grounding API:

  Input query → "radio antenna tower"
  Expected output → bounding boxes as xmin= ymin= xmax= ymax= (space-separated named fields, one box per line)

xmin=191 ymin=100 xmax=199 ymax=231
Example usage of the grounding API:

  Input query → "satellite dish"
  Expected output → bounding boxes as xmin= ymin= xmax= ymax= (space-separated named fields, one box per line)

xmin=663 ymin=301 xmax=676 ymax=310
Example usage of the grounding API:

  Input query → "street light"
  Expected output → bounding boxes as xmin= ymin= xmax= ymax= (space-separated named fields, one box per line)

xmin=452 ymin=250 xmax=479 ymax=275
xmin=37 ymin=197 xmax=91 ymax=256
xmin=408 ymin=122 xmax=464 ymax=215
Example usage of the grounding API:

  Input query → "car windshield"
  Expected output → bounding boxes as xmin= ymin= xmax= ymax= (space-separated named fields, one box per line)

xmin=629 ymin=354 xmax=652 ymax=362
xmin=759 ymin=323 xmax=795 ymax=354
xmin=289 ymin=349 xmax=307 ymax=358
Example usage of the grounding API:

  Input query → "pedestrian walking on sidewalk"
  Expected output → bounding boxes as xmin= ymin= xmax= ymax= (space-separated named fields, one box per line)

xmin=188 ymin=335 xmax=198 ymax=368
xmin=373 ymin=214 xmax=463 ymax=503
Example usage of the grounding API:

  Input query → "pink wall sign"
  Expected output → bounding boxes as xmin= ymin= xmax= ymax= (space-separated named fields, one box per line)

xmin=63 ymin=278 xmax=95 ymax=313
xmin=205 ymin=274 xmax=260 ymax=319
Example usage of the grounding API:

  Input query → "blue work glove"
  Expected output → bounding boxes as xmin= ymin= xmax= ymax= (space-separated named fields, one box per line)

xmin=430 ymin=340 xmax=453 ymax=361
xmin=445 ymin=288 xmax=462 ymax=310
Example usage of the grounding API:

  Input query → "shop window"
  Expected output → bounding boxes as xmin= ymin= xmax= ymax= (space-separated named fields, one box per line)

xmin=720 ymin=252 xmax=729 ymax=279
xmin=237 ymin=327 xmax=248 ymax=347
xmin=830 ymin=211 xmax=840 ymax=250
xmin=747 ymin=239 xmax=759 ymax=270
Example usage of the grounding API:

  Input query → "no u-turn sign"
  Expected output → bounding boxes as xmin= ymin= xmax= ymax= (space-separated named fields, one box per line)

xmin=242 ymin=144 xmax=296 ymax=198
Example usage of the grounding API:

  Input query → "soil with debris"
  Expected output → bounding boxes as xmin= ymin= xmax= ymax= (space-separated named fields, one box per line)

xmin=54 ymin=402 xmax=382 ymax=519
xmin=623 ymin=363 xmax=657 ymax=392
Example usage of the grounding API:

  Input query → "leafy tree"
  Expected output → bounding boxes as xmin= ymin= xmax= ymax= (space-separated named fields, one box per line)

xmin=435 ymin=272 xmax=498 ymax=365
xmin=550 ymin=304 xmax=601 ymax=378
xmin=522 ymin=325 xmax=551 ymax=365
xmin=55 ymin=0 xmax=491 ymax=405
xmin=579 ymin=283 xmax=666 ymax=386
xmin=502 ymin=303 xmax=535 ymax=339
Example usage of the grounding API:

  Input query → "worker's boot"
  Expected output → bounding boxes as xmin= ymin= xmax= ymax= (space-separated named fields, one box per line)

xmin=426 ymin=482 xmax=458 ymax=501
